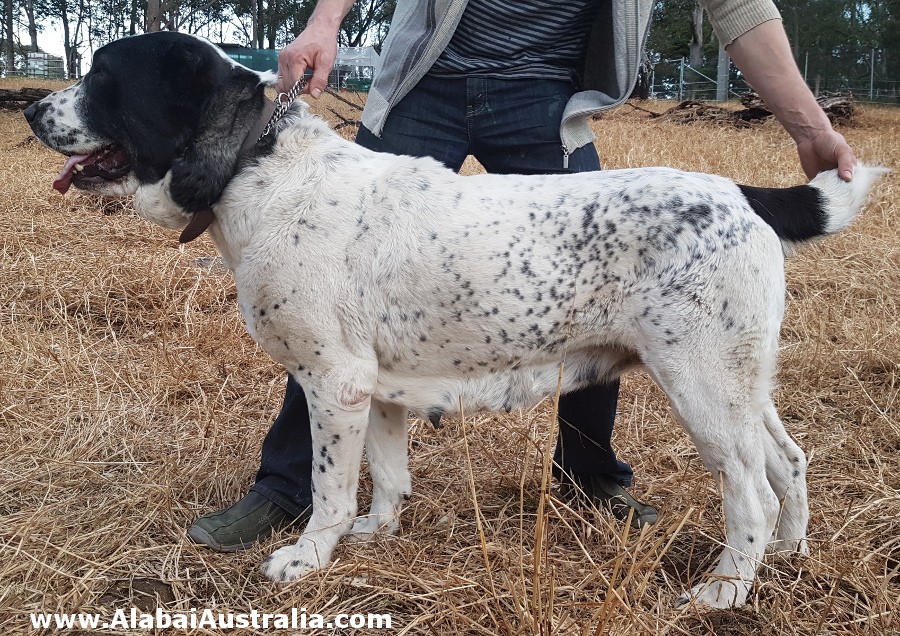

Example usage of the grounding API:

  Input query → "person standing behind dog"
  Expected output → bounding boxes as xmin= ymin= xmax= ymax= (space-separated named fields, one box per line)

xmin=188 ymin=0 xmax=857 ymax=552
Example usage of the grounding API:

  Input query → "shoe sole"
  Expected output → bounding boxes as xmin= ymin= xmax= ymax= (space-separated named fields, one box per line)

xmin=187 ymin=524 xmax=257 ymax=553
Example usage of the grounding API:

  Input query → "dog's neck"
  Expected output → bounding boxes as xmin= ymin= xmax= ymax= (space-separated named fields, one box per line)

xmin=178 ymin=96 xmax=278 ymax=244
xmin=238 ymin=96 xmax=279 ymax=157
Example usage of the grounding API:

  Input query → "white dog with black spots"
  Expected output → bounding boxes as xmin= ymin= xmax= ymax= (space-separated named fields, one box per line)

xmin=25 ymin=32 xmax=886 ymax=608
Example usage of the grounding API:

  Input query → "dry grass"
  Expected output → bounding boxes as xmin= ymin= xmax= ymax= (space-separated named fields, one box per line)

xmin=2 ymin=79 xmax=899 ymax=635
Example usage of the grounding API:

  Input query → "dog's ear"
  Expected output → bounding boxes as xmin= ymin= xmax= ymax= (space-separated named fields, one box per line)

xmin=168 ymin=63 xmax=266 ymax=213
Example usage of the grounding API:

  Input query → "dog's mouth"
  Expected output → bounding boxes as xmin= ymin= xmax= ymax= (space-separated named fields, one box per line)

xmin=53 ymin=146 xmax=132 ymax=194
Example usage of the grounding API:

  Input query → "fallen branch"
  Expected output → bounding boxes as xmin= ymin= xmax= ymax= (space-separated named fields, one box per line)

xmin=742 ymin=92 xmax=855 ymax=124
xmin=653 ymin=92 xmax=856 ymax=127
xmin=324 ymin=87 xmax=365 ymax=111
xmin=654 ymin=100 xmax=762 ymax=127
xmin=0 ymin=88 xmax=52 ymax=109
xmin=328 ymin=107 xmax=361 ymax=131
xmin=623 ymin=101 xmax=659 ymax=116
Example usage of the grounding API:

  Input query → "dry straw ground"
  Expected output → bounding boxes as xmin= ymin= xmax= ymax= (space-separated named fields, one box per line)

xmin=1 ymin=79 xmax=898 ymax=635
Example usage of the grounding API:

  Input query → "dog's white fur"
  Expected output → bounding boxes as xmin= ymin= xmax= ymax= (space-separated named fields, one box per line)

xmin=27 ymin=35 xmax=886 ymax=608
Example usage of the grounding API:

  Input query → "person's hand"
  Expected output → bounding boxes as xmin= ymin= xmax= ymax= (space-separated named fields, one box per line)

xmin=795 ymin=127 xmax=857 ymax=182
xmin=724 ymin=21 xmax=858 ymax=183
xmin=276 ymin=21 xmax=338 ymax=97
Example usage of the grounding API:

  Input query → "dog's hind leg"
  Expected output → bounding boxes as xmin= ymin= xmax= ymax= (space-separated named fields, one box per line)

xmin=642 ymin=344 xmax=781 ymax=609
xmin=261 ymin=362 xmax=376 ymax=582
xmin=760 ymin=402 xmax=809 ymax=553
xmin=348 ymin=399 xmax=411 ymax=539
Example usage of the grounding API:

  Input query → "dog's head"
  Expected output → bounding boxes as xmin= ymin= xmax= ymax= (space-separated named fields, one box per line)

xmin=25 ymin=32 xmax=274 ymax=231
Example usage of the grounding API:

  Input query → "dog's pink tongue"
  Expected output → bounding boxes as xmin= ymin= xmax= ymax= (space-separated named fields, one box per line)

xmin=53 ymin=154 xmax=90 ymax=194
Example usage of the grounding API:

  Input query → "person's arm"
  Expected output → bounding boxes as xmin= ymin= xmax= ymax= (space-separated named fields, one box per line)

xmin=276 ymin=0 xmax=357 ymax=96
xmin=726 ymin=20 xmax=857 ymax=181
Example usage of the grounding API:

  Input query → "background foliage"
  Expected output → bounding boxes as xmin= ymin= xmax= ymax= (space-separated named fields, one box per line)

xmin=1 ymin=0 xmax=897 ymax=100
xmin=645 ymin=0 xmax=900 ymax=100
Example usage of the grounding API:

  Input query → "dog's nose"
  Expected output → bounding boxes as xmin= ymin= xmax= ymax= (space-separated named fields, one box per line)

xmin=23 ymin=102 xmax=38 ymax=123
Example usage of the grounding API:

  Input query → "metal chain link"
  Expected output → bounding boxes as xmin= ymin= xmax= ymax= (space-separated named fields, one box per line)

xmin=260 ymin=77 xmax=307 ymax=141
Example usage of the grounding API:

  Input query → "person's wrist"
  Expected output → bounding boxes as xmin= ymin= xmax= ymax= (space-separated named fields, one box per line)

xmin=307 ymin=6 xmax=344 ymax=32
xmin=773 ymin=101 xmax=833 ymax=146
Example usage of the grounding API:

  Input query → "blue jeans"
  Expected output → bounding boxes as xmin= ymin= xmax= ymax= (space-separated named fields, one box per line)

xmin=252 ymin=76 xmax=633 ymax=516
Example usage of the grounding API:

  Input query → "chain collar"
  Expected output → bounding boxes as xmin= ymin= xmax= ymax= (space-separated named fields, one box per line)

xmin=260 ymin=77 xmax=307 ymax=141
xmin=178 ymin=78 xmax=307 ymax=244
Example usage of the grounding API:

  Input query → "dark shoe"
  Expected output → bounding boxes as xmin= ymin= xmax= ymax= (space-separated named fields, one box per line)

xmin=188 ymin=491 xmax=308 ymax=552
xmin=559 ymin=474 xmax=658 ymax=529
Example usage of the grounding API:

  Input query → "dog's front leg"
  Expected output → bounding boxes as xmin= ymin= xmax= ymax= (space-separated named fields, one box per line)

xmin=261 ymin=367 xmax=374 ymax=582
xmin=349 ymin=399 xmax=410 ymax=539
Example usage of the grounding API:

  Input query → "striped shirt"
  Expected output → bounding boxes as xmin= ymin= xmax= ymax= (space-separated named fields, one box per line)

xmin=429 ymin=0 xmax=602 ymax=84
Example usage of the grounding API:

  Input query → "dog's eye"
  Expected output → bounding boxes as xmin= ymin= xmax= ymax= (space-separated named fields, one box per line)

xmin=89 ymin=66 xmax=116 ymax=88
xmin=84 ymin=66 xmax=119 ymax=108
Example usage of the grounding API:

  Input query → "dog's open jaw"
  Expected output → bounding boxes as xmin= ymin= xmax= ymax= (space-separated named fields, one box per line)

xmin=53 ymin=146 xmax=132 ymax=194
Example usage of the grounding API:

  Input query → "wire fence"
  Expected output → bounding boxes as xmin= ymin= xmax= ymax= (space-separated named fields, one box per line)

xmin=650 ymin=57 xmax=900 ymax=105
xmin=6 ymin=46 xmax=898 ymax=107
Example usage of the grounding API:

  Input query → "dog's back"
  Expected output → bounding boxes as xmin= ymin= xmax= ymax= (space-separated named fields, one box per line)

xmin=247 ymin=156 xmax=883 ymax=426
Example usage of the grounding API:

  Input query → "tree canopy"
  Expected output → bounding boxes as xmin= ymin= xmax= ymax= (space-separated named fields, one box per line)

xmin=646 ymin=0 xmax=899 ymax=98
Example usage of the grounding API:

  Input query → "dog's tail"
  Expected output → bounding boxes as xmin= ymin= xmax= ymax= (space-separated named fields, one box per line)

xmin=738 ymin=164 xmax=888 ymax=254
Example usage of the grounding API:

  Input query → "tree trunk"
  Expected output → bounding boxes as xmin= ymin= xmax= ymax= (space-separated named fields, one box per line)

xmin=5 ymin=0 xmax=16 ymax=74
xmin=267 ymin=0 xmax=278 ymax=48
xmin=129 ymin=0 xmax=138 ymax=35
xmin=146 ymin=0 xmax=162 ymax=32
xmin=25 ymin=0 xmax=39 ymax=50
xmin=689 ymin=6 xmax=704 ymax=67
xmin=166 ymin=0 xmax=178 ymax=31
xmin=256 ymin=0 xmax=265 ymax=48
xmin=66 ymin=0 xmax=86 ymax=78
xmin=60 ymin=4 xmax=74 ymax=77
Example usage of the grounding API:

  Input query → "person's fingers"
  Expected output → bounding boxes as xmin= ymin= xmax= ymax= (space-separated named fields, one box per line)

xmin=307 ymin=64 xmax=330 ymax=98
xmin=797 ymin=131 xmax=857 ymax=182
xmin=276 ymin=48 xmax=305 ymax=94
xmin=836 ymin=144 xmax=857 ymax=182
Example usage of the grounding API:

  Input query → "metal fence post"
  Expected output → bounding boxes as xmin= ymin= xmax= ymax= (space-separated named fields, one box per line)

xmin=870 ymin=49 xmax=876 ymax=100
xmin=716 ymin=43 xmax=730 ymax=101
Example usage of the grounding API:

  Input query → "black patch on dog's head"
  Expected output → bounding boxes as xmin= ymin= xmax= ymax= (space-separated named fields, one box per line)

xmin=81 ymin=32 xmax=267 ymax=212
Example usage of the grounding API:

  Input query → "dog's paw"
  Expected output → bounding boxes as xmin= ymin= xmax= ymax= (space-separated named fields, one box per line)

xmin=674 ymin=579 xmax=748 ymax=609
xmin=260 ymin=545 xmax=320 ymax=582
xmin=766 ymin=537 xmax=809 ymax=555
xmin=346 ymin=514 xmax=399 ymax=542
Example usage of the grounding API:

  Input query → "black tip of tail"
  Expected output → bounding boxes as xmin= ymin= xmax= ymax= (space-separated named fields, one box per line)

xmin=738 ymin=183 xmax=827 ymax=243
